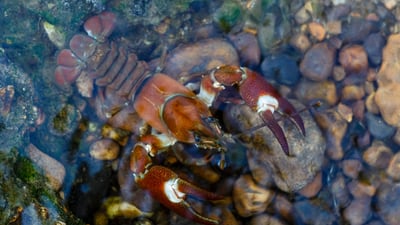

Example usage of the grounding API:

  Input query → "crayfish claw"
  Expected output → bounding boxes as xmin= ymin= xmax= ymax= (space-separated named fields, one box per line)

xmin=262 ymin=110 xmax=290 ymax=155
xmin=277 ymin=96 xmax=306 ymax=136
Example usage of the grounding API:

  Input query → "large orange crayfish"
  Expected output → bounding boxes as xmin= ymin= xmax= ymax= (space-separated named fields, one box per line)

xmin=54 ymin=12 xmax=305 ymax=225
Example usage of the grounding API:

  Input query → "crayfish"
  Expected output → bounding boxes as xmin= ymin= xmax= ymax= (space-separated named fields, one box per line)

xmin=54 ymin=12 xmax=305 ymax=225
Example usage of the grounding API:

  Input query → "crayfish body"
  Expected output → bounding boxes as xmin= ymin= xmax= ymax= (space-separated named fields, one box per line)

xmin=54 ymin=12 xmax=305 ymax=225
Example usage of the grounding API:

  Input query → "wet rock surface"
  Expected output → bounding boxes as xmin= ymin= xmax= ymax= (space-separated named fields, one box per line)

xmin=224 ymin=101 xmax=325 ymax=193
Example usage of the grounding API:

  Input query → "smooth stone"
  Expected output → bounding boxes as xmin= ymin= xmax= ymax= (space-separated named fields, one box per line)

xmin=294 ymin=79 xmax=338 ymax=106
xmin=298 ymin=172 xmax=322 ymax=198
xmin=365 ymin=112 xmax=396 ymax=139
xmin=249 ymin=214 xmax=287 ymax=225
xmin=233 ymin=174 xmax=274 ymax=217
xmin=228 ymin=32 xmax=260 ymax=66
xmin=339 ymin=45 xmax=369 ymax=75
xmin=314 ymin=108 xmax=348 ymax=160
xmin=376 ymin=181 xmax=400 ymax=225
xmin=364 ymin=33 xmax=385 ymax=66
xmin=261 ymin=54 xmax=300 ymax=86
xmin=300 ymin=42 xmax=336 ymax=81
xmin=294 ymin=200 xmax=336 ymax=224
xmin=375 ymin=83 xmax=400 ymax=128
xmin=342 ymin=159 xmax=363 ymax=179
xmin=386 ymin=152 xmax=400 ymax=181
xmin=289 ymin=33 xmax=311 ymax=53
xmin=341 ymin=85 xmax=365 ymax=101
xmin=363 ymin=140 xmax=393 ymax=169
xmin=89 ymin=139 xmax=120 ymax=160
xmin=343 ymin=197 xmax=372 ymax=225
xmin=308 ymin=21 xmax=326 ymax=41
xmin=365 ymin=92 xmax=380 ymax=114
xmin=329 ymin=174 xmax=350 ymax=208
xmin=162 ymin=38 xmax=239 ymax=80
xmin=348 ymin=180 xmax=376 ymax=199
xmin=25 ymin=144 xmax=66 ymax=190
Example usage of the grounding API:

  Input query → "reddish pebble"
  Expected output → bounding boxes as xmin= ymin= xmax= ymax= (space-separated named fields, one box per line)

xmin=298 ymin=172 xmax=322 ymax=198
xmin=339 ymin=45 xmax=368 ymax=75
xmin=308 ymin=22 xmax=326 ymax=41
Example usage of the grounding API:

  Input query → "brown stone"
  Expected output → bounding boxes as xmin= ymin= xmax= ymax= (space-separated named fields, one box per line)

xmin=300 ymin=42 xmax=336 ymax=81
xmin=363 ymin=140 xmax=393 ymax=169
xmin=308 ymin=22 xmax=326 ymax=41
xmin=233 ymin=175 xmax=274 ymax=217
xmin=25 ymin=144 xmax=66 ymax=190
xmin=342 ymin=159 xmax=363 ymax=179
xmin=89 ymin=139 xmax=120 ymax=160
xmin=375 ymin=83 xmax=400 ymax=127
xmin=298 ymin=172 xmax=322 ymax=198
xmin=290 ymin=33 xmax=311 ymax=53
xmin=339 ymin=45 xmax=369 ymax=75
xmin=386 ymin=152 xmax=400 ymax=181
xmin=341 ymin=85 xmax=365 ymax=101
xmin=295 ymin=79 xmax=338 ymax=106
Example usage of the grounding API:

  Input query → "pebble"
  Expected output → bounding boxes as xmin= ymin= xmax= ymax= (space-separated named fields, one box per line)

xmin=337 ymin=102 xmax=353 ymax=122
xmin=294 ymin=200 xmax=336 ymax=224
xmin=298 ymin=172 xmax=322 ymax=198
xmin=260 ymin=54 xmax=300 ymax=86
xmin=314 ymin=108 xmax=348 ymax=160
xmin=233 ymin=174 xmax=274 ymax=217
xmin=341 ymin=18 xmax=377 ymax=43
xmin=365 ymin=92 xmax=380 ymax=114
xmin=249 ymin=214 xmax=286 ymax=225
xmin=326 ymin=21 xmax=342 ymax=35
xmin=363 ymin=140 xmax=393 ymax=169
xmin=247 ymin=149 xmax=273 ymax=187
xmin=339 ymin=45 xmax=369 ymax=75
xmin=289 ymin=33 xmax=311 ymax=53
xmin=363 ymin=33 xmax=385 ymax=66
xmin=89 ymin=139 xmax=120 ymax=160
xmin=365 ymin=112 xmax=396 ymax=140
xmin=162 ymin=38 xmax=239 ymax=80
xmin=341 ymin=84 xmax=365 ymax=101
xmin=308 ymin=22 xmax=326 ymax=41
xmin=332 ymin=66 xmax=346 ymax=81
xmin=25 ymin=144 xmax=66 ymax=190
xmin=272 ymin=194 xmax=294 ymax=222
xmin=327 ymin=4 xmax=351 ymax=21
xmin=228 ymin=32 xmax=260 ymax=66
xmin=352 ymin=100 xmax=365 ymax=121
xmin=376 ymin=181 xmax=400 ymax=225
xmin=348 ymin=180 xmax=376 ymax=199
xmin=381 ymin=0 xmax=397 ymax=10
xmin=386 ymin=152 xmax=400 ymax=181
xmin=375 ymin=34 xmax=400 ymax=127
xmin=343 ymin=197 xmax=372 ymax=225
xmin=300 ymin=42 xmax=336 ymax=81
xmin=394 ymin=129 xmax=400 ymax=145
xmin=294 ymin=79 xmax=338 ymax=106
xmin=342 ymin=159 xmax=363 ymax=179
xmin=375 ymin=83 xmax=400 ymax=128
xmin=294 ymin=5 xmax=311 ymax=24
xmin=329 ymin=174 xmax=350 ymax=208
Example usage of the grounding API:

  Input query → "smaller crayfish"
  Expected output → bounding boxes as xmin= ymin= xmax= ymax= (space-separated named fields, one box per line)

xmin=54 ymin=12 xmax=305 ymax=225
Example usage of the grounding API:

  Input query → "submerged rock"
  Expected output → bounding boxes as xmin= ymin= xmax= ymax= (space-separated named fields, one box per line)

xmin=224 ymin=100 xmax=325 ymax=192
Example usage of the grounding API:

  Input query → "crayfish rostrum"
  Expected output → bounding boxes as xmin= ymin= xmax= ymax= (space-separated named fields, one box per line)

xmin=54 ymin=11 xmax=305 ymax=225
